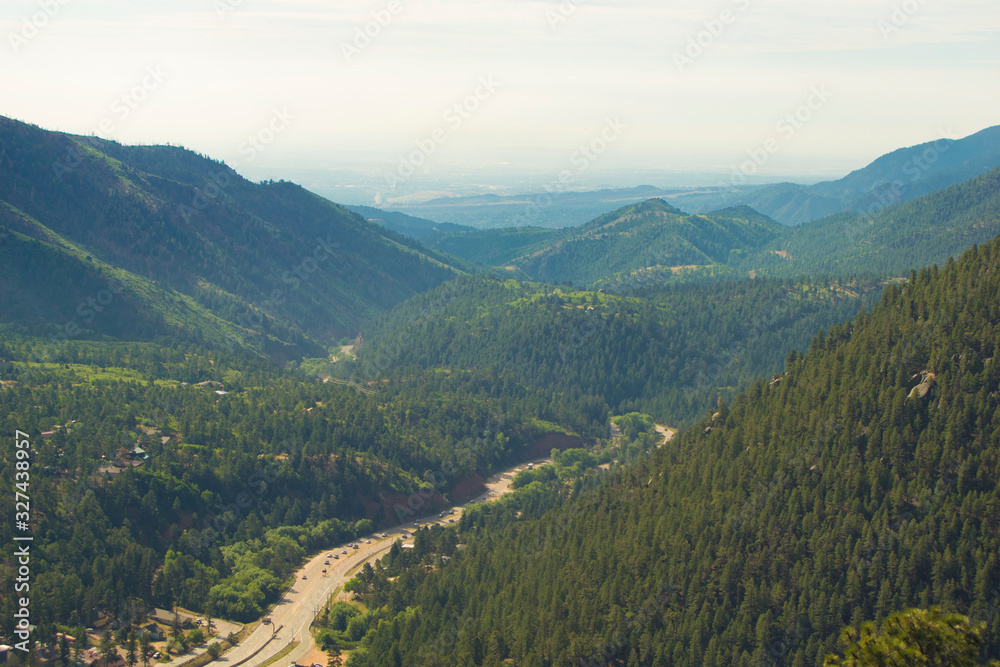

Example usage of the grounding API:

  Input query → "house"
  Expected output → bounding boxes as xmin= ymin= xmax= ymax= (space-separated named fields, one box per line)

xmin=91 ymin=611 xmax=113 ymax=629
xmin=149 ymin=608 xmax=194 ymax=629
xmin=140 ymin=623 xmax=164 ymax=641
xmin=96 ymin=466 xmax=124 ymax=477
xmin=0 ymin=645 xmax=13 ymax=664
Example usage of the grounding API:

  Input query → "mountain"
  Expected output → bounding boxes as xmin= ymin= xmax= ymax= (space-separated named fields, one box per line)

xmin=384 ymin=184 xmax=679 ymax=229
xmin=377 ymin=126 xmax=1000 ymax=230
xmin=680 ymin=125 xmax=1000 ymax=225
xmin=0 ymin=116 xmax=469 ymax=356
xmin=414 ymin=167 xmax=1000 ymax=291
xmin=734 ymin=166 xmax=1000 ymax=280
xmin=350 ymin=273 xmax=882 ymax=427
xmin=343 ymin=234 xmax=1000 ymax=667
xmin=424 ymin=199 xmax=785 ymax=286
xmin=344 ymin=204 xmax=474 ymax=243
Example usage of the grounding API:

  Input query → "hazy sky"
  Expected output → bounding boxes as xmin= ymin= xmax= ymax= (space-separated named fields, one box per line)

xmin=3 ymin=0 xmax=999 ymax=187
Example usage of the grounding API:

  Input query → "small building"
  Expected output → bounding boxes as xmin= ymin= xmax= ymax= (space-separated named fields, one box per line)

xmin=91 ymin=611 xmax=113 ymax=629
xmin=149 ymin=608 xmax=194 ymax=629
xmin=140 ymin=623 xmax=165 ymax=641
xmin=0 ymin=645 xmax=13 ymax=664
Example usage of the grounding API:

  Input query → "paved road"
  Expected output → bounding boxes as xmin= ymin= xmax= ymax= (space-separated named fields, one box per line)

xmin=231 ymin=456 xmax=552 ymax=667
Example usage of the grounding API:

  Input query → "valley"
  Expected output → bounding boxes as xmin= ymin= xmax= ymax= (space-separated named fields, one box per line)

xmin=1 ymin=113 xmax=998 ymax=667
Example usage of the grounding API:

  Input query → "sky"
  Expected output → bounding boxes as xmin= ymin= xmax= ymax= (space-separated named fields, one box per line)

xmin=2 ymin=0 xmax=999 ymax=195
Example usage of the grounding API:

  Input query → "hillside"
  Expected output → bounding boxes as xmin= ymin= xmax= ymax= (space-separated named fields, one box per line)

xmin=386 ymin=184 xmax=680 ymax=229
xmin=677 ymin=125 xmax=1000 ymax=225
xmin=344 ymin=235 xmax=1000 ymax=666
xmin=738 ymin=166 xmax=1000 ymax=279
xmin=0 ymin=331 xmax=594 ymax=627
xmin=345 ymin=204 xmax=475 ymax=243
xmin=0 ymin=116 xmax=468 ymax=355
xmin=425 ymin=199 xmax=785 ymax=287
xmin=348 ymin=274 xmax=882 ymax=427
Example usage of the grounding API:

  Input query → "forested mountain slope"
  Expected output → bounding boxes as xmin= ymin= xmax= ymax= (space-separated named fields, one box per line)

xmin=418 ymin=167 xmax=1000 ymax=291
xmin=346 ymin=237 xmax=1000 ymax=666
xmin=345 ymin=204 xmax=474 ymax=243
xmin=0 ymin=116 xmax=467 ymax=353
xmin=682 ymin=125 xmax=1000 ymax=225
xmin=741 ymin=166 xmax=1000 ymax=279
xmin=424 ymin=199 xmax=784 ymax=286
xmin=349 ymin=275 xmax=882 ymax=428
xmin=599 ymin=167 xmax=1000 ymax=291
xmin=0 ymin=334 xmax=586 ymax=628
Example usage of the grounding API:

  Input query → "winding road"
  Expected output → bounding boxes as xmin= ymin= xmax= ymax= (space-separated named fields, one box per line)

xmin=214 ymin=457 xmax=551 ymax=667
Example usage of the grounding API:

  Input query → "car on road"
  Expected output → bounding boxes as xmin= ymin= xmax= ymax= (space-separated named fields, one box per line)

xmin=380 ymin=533 xmax=387 ymax=538
xmin=322 ymin=569 xmax=327 ymax=573
xmin=302 ymin=575 xmax=307 ymax=579
xmin=327 ymin=553 xmax=333 ymax=557
xmin=448 ymin=519 xmax=455 ymax=523
xmin=341 ymin=550 xmax=347 ymax=554
xmin=324 ymin=560 xmax=330 ymax=565
xmin=365 ymin=539 xmax=371 ymax=544
xmin=333 ymin=554 xmax=339 ymax=559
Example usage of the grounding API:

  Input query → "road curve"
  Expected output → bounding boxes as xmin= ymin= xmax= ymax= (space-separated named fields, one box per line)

xmin=231 ymin=456 xmax=551 ymax=667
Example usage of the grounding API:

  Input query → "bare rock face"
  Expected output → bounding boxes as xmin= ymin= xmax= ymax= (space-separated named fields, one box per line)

xmin=908 ymin=370 xmax=937 ymax=400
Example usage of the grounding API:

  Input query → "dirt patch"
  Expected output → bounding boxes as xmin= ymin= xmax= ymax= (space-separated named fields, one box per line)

xmin=450 ymin=473 xmax=487 ymax=504
xmin=299 ymin=646 xmax=333 ymax=667
xmin=524 ymin=433 xmax=587 ymax=459
xmin=375 ymin=491 xmax=450 ymax=527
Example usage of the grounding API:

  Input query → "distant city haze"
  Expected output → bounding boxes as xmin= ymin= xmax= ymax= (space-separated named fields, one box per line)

xmin=3 ymin=0 xmax=998 ymax=202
